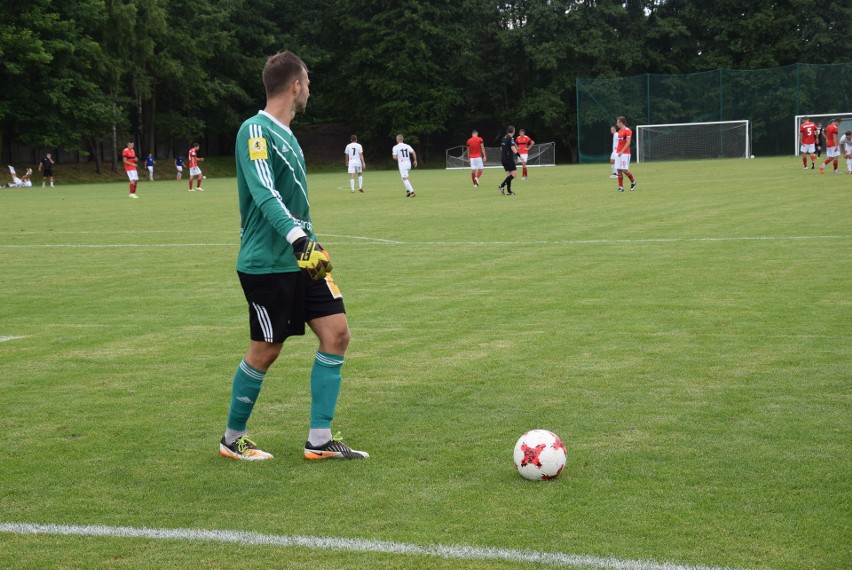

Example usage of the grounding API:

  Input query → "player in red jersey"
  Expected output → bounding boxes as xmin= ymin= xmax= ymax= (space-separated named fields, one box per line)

xmin=799 ymin=116 xmax=817 ymax=169
xmin=188 ymin=142 xmax=205 ymax=191
xmin=614 ymin=116 xmax=636 ymax=192
xmin=466 ymin=129 xmax=486 ymax=187
xmin=122 ymin=141 xmax=139 ymax=198
xmin=515 ymin=129 xmax=534 ymax=179
xmin=819 ymin=118 xmax=841 ymax=174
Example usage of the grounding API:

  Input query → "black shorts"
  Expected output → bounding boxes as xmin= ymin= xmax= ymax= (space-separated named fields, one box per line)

xmin=501 ymin=158 xmax=516 ymax=172
xmin=42 ymin=168 xmax=53 ymax=177
xmin=238 ymin=271 xmax=345 ymax=343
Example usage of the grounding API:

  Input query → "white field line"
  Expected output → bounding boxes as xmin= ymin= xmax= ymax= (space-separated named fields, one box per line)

xmin=0 ymin=234 xmax=849 ymax=248
xmin=0 ymin=522 xmax=751 ymax=570
xmin=0 ymin=336 xmax=26 ymax=342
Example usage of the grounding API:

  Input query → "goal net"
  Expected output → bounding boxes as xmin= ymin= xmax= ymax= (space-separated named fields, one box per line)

xmin=636 ymin=120 xmax=750 ymax=162
xmin=793 ymin=113 xmax=852 ymax=155
xmin=445 ymin=141 xmax=556 ymax=169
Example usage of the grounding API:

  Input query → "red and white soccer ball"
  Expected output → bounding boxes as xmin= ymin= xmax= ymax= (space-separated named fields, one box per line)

xmin=513 ymin=429 xmax=567 ymax=481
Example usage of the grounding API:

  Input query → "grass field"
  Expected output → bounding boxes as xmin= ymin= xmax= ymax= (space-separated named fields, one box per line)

xmin=0 ymin=158 xmax=849 ymax=569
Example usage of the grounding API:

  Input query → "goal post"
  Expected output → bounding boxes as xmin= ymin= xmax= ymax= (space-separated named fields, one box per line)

xmin=793 ymin=113 xmax=852 ymax=155
xmin=446 ymin=141 xmax=556 ymax=169
xmin=636 ymin=120 xmax=750 ymax=163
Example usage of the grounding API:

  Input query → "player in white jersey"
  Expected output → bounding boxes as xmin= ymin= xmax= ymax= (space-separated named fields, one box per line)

xmin=5 ymin=165 xmax=23 ymax=187
xmin=609 ymin=125 xmax=618 ymax=178
xmin=344 ymin=135 xmax=365 ymax=192
xmin=841 ymin=131 xmax=852 ymax=174
xmin=392 ymin=133 xmax=418 ymax=197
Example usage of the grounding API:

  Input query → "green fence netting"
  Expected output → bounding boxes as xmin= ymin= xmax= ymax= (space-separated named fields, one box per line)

xmin=576 ymin=62 xmax=852 ymax=162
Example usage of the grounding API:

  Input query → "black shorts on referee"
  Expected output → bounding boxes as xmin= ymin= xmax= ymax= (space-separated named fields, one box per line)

xmin=501 ymin=158 xmax=517 ymax=172
xmin=238 ymin=270 xmax=345 ymax=343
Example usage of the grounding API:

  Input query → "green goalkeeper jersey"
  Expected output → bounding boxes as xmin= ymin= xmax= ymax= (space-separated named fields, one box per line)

xmin=235 ymin=111 xmax=315 ymax=274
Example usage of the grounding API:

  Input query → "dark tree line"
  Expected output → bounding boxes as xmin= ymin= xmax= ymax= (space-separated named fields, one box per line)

xmin=1 ymin=0 xmax=850 ymax=167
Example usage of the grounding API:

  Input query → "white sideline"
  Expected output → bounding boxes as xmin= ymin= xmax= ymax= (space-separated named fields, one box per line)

xmin=0 ymin=234 xmax=848 ymax=248
xmin=0 ymin=522 xmax=749 ymax=570
xmin=0 ymin=336 xmax=25 ymax=342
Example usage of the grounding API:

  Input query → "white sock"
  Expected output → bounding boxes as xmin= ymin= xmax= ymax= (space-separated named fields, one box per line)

xmin=224 ymin=428 xmax=246 ymax=445
xmin=358 ymin=175 xmax=363 ymax=189
xmin=404 ymin=180 xmax=413 ymax=192
xmin=308 ymin=428 xmax=332 ymax=447
xmin=350 ymin=179 xmax=354 ymax=191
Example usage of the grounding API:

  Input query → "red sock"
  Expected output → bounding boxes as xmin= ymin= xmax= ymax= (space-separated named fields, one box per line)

xmin=522 ymin=165 xmax=528 ymax=177
xmin=471 ymin=172 xmax=477 ymax=183
xmin=189 ymin=180 xmax=193 ymax=190
xmin=130 ymin=181 xmax=137 ymax=194
xmin=802 ymin=156 xmax=807 ymax=167
xmin=627 ymin=173 xmax=635 ymax=183
xmin=617 ymin=174 xmax=623 ymax=186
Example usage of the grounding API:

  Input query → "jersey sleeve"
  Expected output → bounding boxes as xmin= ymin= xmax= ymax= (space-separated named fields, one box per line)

xmin=237 ymin=123 xmax=307 ymax=243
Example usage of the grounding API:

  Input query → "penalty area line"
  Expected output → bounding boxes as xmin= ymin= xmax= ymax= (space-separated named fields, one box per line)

xmin=0 ymin=522 xmax=750 ymax=570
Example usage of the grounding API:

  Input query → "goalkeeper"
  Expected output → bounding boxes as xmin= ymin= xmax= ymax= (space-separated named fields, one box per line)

xmin=219 ymin=50 xmax=368 ymax=462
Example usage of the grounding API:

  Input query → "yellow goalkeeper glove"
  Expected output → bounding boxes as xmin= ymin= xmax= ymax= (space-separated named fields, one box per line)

xmin=292 ymin=237 xmax=332 ymax=280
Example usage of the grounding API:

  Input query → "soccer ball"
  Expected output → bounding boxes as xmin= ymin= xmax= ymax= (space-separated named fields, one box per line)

xmin=513 ymin=429 xmax=567 ymax=481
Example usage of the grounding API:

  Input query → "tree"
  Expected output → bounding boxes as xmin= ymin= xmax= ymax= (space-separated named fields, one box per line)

xmin=0 ymin=0 xmax=120 ymax=171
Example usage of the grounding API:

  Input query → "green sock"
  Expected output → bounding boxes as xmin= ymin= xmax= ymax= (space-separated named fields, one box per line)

xmin=310 ymin=351 xmax=344 ymax=429
xmin=227 ymin=359 xmax=265 ymax=431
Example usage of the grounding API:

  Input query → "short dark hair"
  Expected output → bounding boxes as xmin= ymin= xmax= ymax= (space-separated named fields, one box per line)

xmin=263 ymin=51 xmax=307 ymax=98
xmin=351 ymin=135 xmax=357 ymax=142
xmin=506 ymin=125 xmax=515 ymax=134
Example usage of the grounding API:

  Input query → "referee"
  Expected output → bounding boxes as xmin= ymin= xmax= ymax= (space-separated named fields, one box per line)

xmin=497 ymin=125 xmax=519 ymax=196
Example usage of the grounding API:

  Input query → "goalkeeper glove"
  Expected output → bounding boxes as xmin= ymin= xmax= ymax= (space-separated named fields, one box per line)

xmin=292 ymin=237 xmax=333 ymax=280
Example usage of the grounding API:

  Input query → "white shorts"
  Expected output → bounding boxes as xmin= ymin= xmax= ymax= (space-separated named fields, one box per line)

xmin=800 ymin=143 xmax=815 ymax=154
xmin=126 ymin=169 xmax=139 ymax=181
xmin=147 ymin=166 xmax=154 ymax=173
xmin=826 ymin=146 xmax=840 ymax=158
xmin=519 ymin=153 xmax=528 ymax=162
xmin=189 ymin=166 xmax=202 ymax=177
xmin=176 ymin=165 xmax=183 ymax=172
xmin=398 ymin=163 xmax=411 ymax=178
xmin=614 ymin=154 xmax=631 ymax=170
xmin=348 ymin=163 xmax=363 ymax=174
xmin=470 ymin=157 xmax=484 ymax=170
